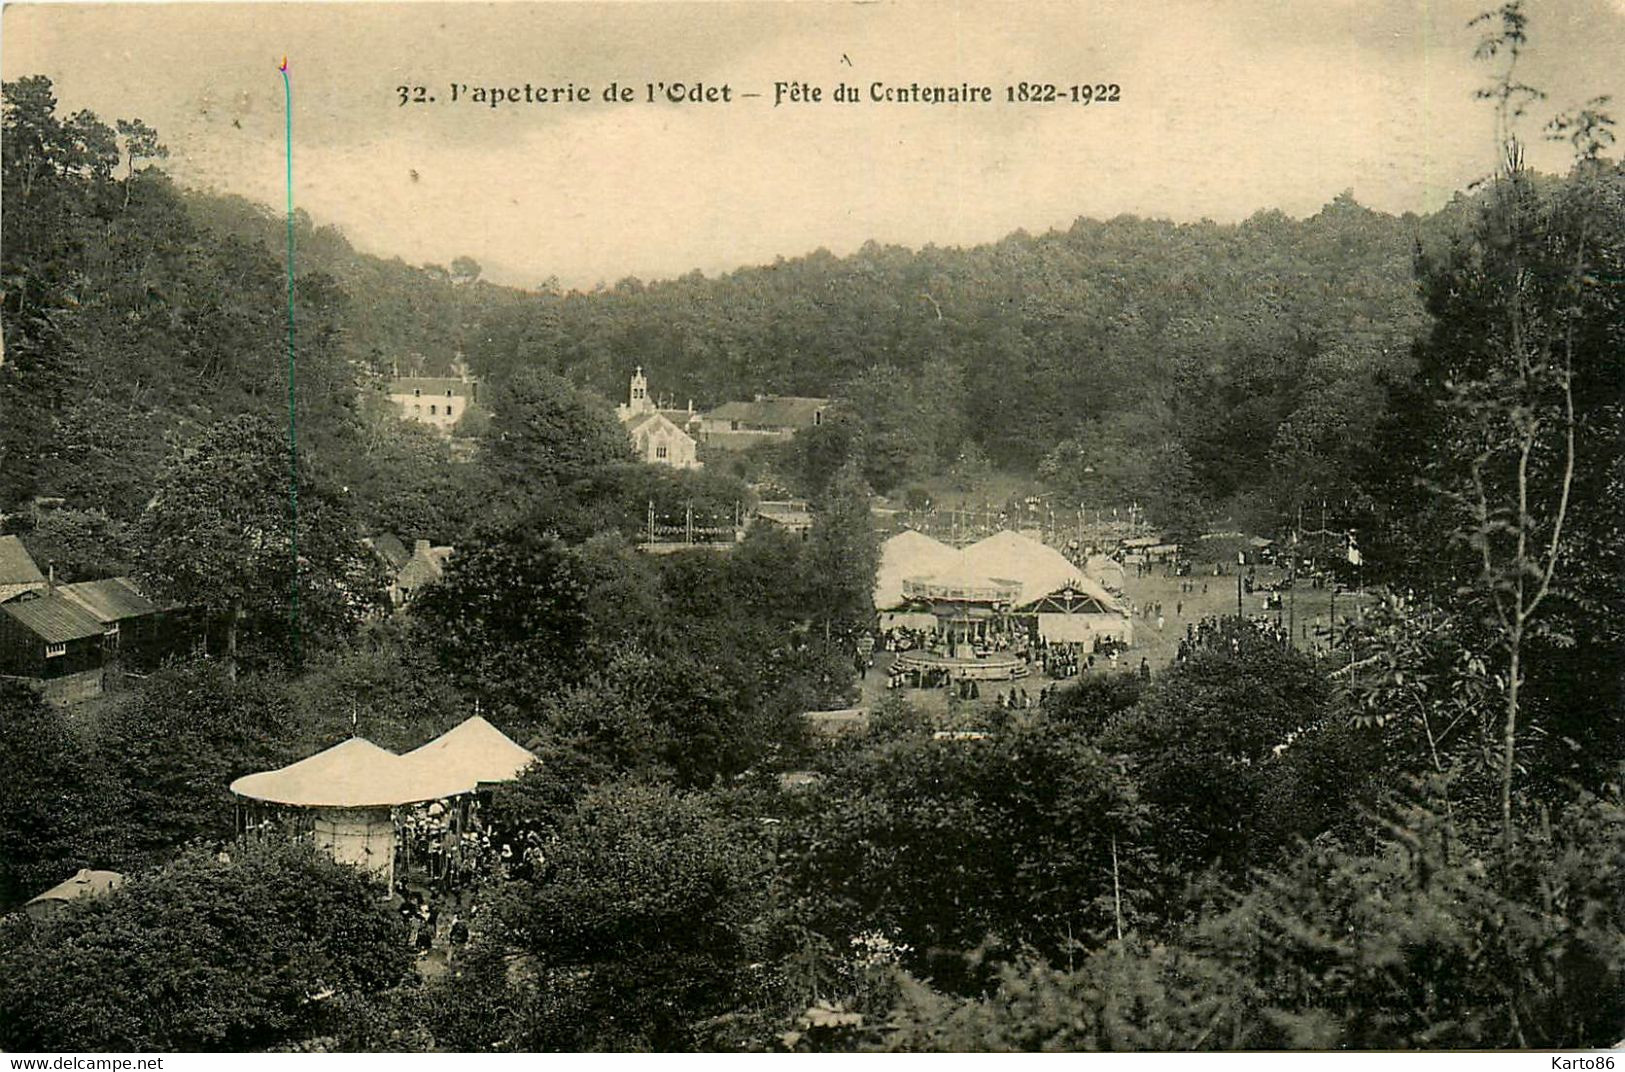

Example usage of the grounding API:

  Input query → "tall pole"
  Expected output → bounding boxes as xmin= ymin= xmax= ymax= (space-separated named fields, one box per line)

xmin=1329 ymin=581 xmax=1337 ymax=657
xmin=280 ymin=57 xmax=300 ymax=666
xmin=1288 ymin=579 xmax=1296 ymax=650
xmin=1111 ymin=833 xmax=1125 ymax=943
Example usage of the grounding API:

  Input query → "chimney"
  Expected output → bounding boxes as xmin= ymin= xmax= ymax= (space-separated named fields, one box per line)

xmin=414 ymin=539 xmax=431 ymax=555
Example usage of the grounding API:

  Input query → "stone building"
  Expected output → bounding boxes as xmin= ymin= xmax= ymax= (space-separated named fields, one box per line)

xmin=616 ymin=367 xmax=701 ymax=469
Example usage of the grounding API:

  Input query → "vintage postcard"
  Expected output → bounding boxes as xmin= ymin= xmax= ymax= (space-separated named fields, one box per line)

xmin=1 ymin=0 xmax=1621 ymax=1059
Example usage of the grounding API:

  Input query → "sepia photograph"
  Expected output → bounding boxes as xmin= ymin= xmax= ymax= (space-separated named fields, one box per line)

xmin=0 ymin=0 xmax=1621 ymax=1057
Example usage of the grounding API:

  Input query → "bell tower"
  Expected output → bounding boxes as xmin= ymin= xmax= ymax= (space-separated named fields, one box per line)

xmin=628 ymin=366 xmax=652 ymax=414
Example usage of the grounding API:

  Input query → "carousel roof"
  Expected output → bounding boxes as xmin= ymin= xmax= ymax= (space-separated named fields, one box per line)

xmin=402 ymin=715 xmax=536 ymax=787
xmin=962 ymin=530 xmax=1122 ymax=609
xmin=1084 ymin=553 xmax=1127 ymax=591
xmin=875 ymin=530 xmax=960 ymax=609
xmin=896 ymin=530 xmax=1129 ymax=610
xmin=230 ymin=737 xmax=475 ymax=809
xmin=903 ymin=553 xmax=1022 ymax=603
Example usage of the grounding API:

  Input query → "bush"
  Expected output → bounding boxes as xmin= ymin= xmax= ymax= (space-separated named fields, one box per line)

xmin=466 ymin=782 xmax=776 ymax=1051
xmin=0 ymin=682 xmax=119 ymax=910
xmin=0 ymin=841 xmax=411 ymax=1051
xmin=789 ymin=721 xmax=1148 ymax=987
xmin=871 ymin=788 xmax=1625 ymax=1050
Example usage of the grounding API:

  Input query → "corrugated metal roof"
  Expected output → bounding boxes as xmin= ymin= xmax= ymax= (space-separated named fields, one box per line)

xmin=3 ymin=590 xmax=106 ymax=643
xmin=0 ymin=583 xmax=48 ymax=603
xmin=0 ymin=535 xmax=46 ymax=586
xmin=57 ymin=577 xmax=158 ymax=623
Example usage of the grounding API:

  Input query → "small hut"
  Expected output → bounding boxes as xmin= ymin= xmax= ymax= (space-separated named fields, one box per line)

xmin=25 ymin=868 xmax=123 ymax=920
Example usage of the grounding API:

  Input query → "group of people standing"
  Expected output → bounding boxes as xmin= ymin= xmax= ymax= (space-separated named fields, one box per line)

xmin=392 ymin=807 xmax=554 ymax=966
xmin=397 ymin=888 xmax=471 ymax=960
xmin=1175 ymin=613 xmax=1293 ymax=662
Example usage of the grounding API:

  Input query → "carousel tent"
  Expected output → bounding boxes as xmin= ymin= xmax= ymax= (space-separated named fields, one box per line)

xmin=1084 ymin=554 xmax=1127 ymax=594
xmin=962 ymin=530 xmax=1101 ymax=608
xmin=895 ymin=553 xmax=1022 ymax=646
xmin=952 ymin=530 xmax=1131 ymax=645
xmin=230 ymin=736 xmax=473 ymax=808
xmin=231 ymin=737 xmax=477 ymax=884
xmin=402 ymin=715 xmax=536 ymax=787
xmin=902 ymin=553 xmax=1022 ymax=604
xmin=874 ymin=530 xmax=959 ymax=609
xmin=877 ymin=530 xmax=961 ymax=629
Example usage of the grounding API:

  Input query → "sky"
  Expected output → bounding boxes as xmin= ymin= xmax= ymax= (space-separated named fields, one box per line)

xmin=4 ymin=0 xmax=1623 ymax=288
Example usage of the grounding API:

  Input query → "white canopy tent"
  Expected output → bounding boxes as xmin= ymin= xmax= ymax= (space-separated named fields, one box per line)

xmin=402 ymin=715 xmax=537 ymax=788
xmin=230 ymin=737 xmax=473 ymax=808
xmin=876 ymin=529 xmax=960 ymax=629
xmin=952 ymin=530 xmax=1131 ymax=645
xmin=1084 ymin=554 xmax=1126 ymax=594
xmin=961 ymin=530 xmax=1118 ymax=610
xmin=230 ymin=737 xmax=478 ymax=886
xmin=875 ymin=530 xmax=960 ymax=609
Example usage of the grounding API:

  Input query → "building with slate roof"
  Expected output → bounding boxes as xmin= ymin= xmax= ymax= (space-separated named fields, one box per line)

xmin=696 ymin=394 xmax=829 ymax=450
xmin=386 ymin=373 xmax=481 ymax=433
xmin=0 ymin=535 xmax=48 ymax=603
xmin=390 ymin=539 xmax=454 ymax=607
xmin=0 ymin=588 xmax=107 ymax=703
xmin=366 ymin=532 xmax=412 ymax=572
xmin=615 ymin=367 xmax=701 ymax=469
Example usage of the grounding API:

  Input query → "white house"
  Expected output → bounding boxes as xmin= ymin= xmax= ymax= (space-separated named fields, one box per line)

xmin=386 ymin=372 xmax=480 ymax=432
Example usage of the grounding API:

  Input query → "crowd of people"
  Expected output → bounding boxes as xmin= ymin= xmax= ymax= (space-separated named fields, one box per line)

xmin=879 ymin=625 xmax=1033 ymax=661
xmin=398 ymin=799 xmax=551 ymax=891
xmin=1175 ymin=613 xmax=1295 ymax=662
xmin=990 ymin=684 xmax=1074 ymax=709
xmin=391 ymin=801 xmax=554 ymax=966
xmin=880 ymin=628 xmax=1134 ymax=693
xmin=868 ymin=541 xmax=1346 ymax=714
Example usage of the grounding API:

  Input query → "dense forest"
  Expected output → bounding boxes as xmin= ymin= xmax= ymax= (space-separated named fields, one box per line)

xmin=1 ymin=1 xmax=1622 ymax=1051
xmin=4 ymin=66 xmax=1444 ymax=537
xmin=181 ymin=179 xmax=1443 ymax=531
